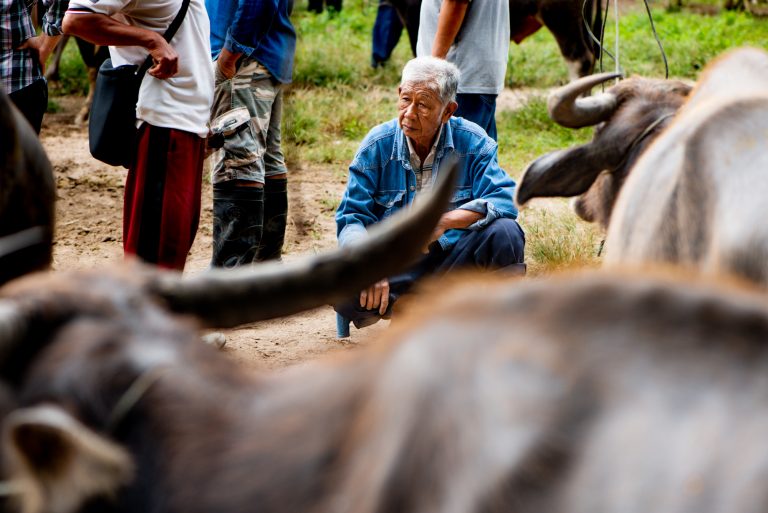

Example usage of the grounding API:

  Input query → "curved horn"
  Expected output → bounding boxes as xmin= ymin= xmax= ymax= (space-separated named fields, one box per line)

xmin=149 ymin=160 xmax=460 ymax=328
xmin=548 ymin=72 xmax=622 ymax=128
xmin=515 ymin=144 xmax=612 ymax=207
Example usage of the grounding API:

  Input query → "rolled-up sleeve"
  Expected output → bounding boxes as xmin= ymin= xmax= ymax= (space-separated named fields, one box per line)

xmin=461 ymin=138 xmax=518 ymax=230
xmin=335 ymin=154 xmax=380 ymax=248
xmin=224 ymin=0 xmax=276 ymax=56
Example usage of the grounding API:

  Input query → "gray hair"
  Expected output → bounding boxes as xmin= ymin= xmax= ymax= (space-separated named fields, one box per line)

xmin=400 ymin=57 xmax=461 ymax=105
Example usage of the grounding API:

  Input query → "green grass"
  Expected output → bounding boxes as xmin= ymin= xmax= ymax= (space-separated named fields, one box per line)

xmin=48 ymin=37 xmax=89 ymax=96
xmin=496 ymin=97 xmax=593 ymax=179
xmin=49 ymin=0 xmax=768 ymax=272
xmin=507 ymin=6 xmax=768 ymax=86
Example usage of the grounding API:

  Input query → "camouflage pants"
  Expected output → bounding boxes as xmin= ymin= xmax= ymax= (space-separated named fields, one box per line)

xmin=210 ymin=58 xmax=287 ymax=185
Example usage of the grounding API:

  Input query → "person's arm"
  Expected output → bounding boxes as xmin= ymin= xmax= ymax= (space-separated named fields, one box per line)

xmin=218 ymin=0 xmax=279 ymax=78
xmin=429 ymin=208 xmax=482 ymax=245
xmin=335 ymin=141 xmax=391 ymax=313
xmin=62 ymin=11 xmax=178 ymax=78
xmin=431 ymin=0 xmax=469 ymax=58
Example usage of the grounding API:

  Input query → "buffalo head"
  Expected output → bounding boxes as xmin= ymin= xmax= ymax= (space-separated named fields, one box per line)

xmin=515 ymin=72 xmax=692 ymax=229
xmin=0 ymin=92 xmax=55 ymax=285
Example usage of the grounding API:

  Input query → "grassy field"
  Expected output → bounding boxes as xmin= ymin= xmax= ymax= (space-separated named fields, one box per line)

xmin=50 ymin=1 xmax=767 ymax=273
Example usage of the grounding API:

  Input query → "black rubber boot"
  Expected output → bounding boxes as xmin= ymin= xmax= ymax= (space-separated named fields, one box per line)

xmin=257 ymin=178 xmax=288 ymax=261
xmin=210 ymin=183 xmax=264 ymax=268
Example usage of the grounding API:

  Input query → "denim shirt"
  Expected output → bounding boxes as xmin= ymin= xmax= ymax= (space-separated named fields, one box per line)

xmin=206 ymin=0 xmax=296 ymax=83
xmin=336 ymin=117 xmax=518 ymax=250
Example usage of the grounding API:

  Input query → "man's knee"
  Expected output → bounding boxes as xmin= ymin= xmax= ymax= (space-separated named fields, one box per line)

xmin=486 ymin=218 xmax=525 ymax=259
xmin=469 ymin=218 xmax=525 ymax=268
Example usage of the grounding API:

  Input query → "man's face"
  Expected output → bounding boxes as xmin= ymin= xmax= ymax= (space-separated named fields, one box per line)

xmin=398 ymin=82 xmax=456 ymax=150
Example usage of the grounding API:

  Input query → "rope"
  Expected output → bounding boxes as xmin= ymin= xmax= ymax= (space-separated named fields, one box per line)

xmin=642 ymin=0 xmax=670 ymax=78
xmin=106 ymin=367 xmax=165 ymax=433
xmin=583 ymin=0 xmax=670 ymax=83
xmin=583 ymin=0 xmax=620 ymax=91
xmin=614 ymin=0 xmax=620 ymax=79
xmin=582 ymin=0 xmax=616 ymax=66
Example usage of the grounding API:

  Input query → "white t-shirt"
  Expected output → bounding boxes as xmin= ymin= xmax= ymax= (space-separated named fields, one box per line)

xmin=68 ymin=0 xmax=214 ymax=137
xmin=417 ymin=0 xmax=510 ymax=95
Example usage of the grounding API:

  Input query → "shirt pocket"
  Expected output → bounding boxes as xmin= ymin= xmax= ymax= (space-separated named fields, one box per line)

xmin=373 ymin=190 xmax=406 ymax=220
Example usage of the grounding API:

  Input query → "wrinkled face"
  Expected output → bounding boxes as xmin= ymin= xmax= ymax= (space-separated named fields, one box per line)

xmin=397 ymin=82 xmax=456 ymax=150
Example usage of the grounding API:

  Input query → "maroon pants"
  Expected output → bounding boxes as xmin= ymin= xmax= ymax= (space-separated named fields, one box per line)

xmin=124 ymin=124 xmax=205 ymax=271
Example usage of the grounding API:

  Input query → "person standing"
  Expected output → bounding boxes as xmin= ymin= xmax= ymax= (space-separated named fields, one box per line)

xmin=371 ymin=0 xmax=420 ymax=68
xmin=63 ymin=0 xmax=214 ymax=271
xmin=416 ymin=0 xmax=509 ymax=141
xmin=206 ymin=0 xmax=296 ymax=267
xmin=2 ymin=0 xmax=66 ymax=133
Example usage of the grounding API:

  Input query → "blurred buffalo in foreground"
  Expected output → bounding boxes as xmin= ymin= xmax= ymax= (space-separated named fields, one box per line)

xmin=4 ymin=265 xmax=768 ymax=513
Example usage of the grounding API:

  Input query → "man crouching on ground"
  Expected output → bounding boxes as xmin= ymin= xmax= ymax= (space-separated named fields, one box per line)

xmin=334 ymin=56 xmax=525 ymax=329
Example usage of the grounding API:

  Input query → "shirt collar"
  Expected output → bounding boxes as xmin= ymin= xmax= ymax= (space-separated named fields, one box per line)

xmin=394 ymin=119 xmax=454 ymax=163
xmin=406 ymin=124 xmax=443 ymax=170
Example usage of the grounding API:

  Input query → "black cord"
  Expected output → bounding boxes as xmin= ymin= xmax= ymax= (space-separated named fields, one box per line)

xmin=642 ymin=0 xmax=669 ymax=78
xmin=582 ymin=0 xmax=616 ymax=67
xmin=600 ymin=0 xmax=610 ymax=77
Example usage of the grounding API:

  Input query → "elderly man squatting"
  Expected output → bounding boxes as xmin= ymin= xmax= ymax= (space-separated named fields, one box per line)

xmin=334 ymin=56 xmax=525 ymax=328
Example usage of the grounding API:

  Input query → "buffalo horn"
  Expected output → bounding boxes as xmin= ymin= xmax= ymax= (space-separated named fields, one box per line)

xmin=548 ymin=72 xmax=622 ymax=128
xmin=150 ymin=159 xmax=460 ymax=328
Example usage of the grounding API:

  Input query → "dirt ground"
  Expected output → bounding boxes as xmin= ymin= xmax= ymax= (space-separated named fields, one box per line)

xmin=41 ymin=95 xmax=398 ymax=372
xmin=41 ymin=89 xmax=539 ymax=371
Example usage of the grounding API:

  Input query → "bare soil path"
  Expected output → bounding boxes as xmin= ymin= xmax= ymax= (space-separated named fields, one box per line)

xmin=43 ymin=95 xmax=389 ymax=372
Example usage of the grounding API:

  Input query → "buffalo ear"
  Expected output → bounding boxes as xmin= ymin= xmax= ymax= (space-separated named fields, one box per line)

xmin=515 ymin=145 xmax=609 ymax=207
xmin=2 ymin=405 xmax=133 ymax=513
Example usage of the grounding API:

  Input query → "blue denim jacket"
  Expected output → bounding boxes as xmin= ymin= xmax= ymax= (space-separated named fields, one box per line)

xmin=336 ymin=117 xmax=518 ymax=250
xmin=206 ymin=0 xmax=296 ymax=83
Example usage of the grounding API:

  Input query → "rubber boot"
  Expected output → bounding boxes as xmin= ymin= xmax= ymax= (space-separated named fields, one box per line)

xmin=210 ymin=182 xmax=264 ymax=268
xmin=257 ymin=178 xmax=288 ymax=261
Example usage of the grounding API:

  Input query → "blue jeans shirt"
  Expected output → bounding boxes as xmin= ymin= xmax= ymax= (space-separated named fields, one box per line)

xmin=336 ymin=116 xmax=519 ymax=250
xmin=206 ymin=0 xmax=296 ymax=83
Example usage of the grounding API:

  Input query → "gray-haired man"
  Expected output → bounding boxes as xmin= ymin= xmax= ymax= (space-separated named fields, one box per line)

xmin=335 ymin=57 xmax=525 ymax=328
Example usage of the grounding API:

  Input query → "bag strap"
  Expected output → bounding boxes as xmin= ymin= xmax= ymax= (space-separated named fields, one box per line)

xmin=137 ymin=0 xmax=192 ymax=77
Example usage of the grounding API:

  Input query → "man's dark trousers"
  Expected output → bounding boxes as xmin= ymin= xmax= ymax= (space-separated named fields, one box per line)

xmin=9 ymin=78 xmax=47 ymax=134
xmin=334 ymin=217 xmax=525 ymax=328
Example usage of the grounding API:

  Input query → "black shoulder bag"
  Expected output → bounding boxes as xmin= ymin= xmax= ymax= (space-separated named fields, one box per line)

xmin=89 ymin=0 xmax=191 ymax=168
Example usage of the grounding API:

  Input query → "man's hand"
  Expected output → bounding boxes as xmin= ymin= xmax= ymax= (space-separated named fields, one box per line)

xmin=146 ymin=33 xmax=178 ymax=79
xmin=19 ymin=35 xmax=60 ymax=74
xmin=360 ymin=279 xmax=390 ymax=315
xmin=216 ymin=47 xmax=241 ymax=80
xmin=63 ymin=12 xmax=179 ymax=79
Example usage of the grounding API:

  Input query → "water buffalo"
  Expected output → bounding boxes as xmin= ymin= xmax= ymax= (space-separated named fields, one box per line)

xmin=5 ymin=264 xmax=768 ymax=513
xmin=0 ymin=91 xmax=55 ymax=285
xmin=517 ymin=47 xmax=768 ymax=285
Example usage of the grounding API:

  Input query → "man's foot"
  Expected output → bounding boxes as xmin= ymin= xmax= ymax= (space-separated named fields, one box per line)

xmin=371 ymin=56 xmax=387 ymax=69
